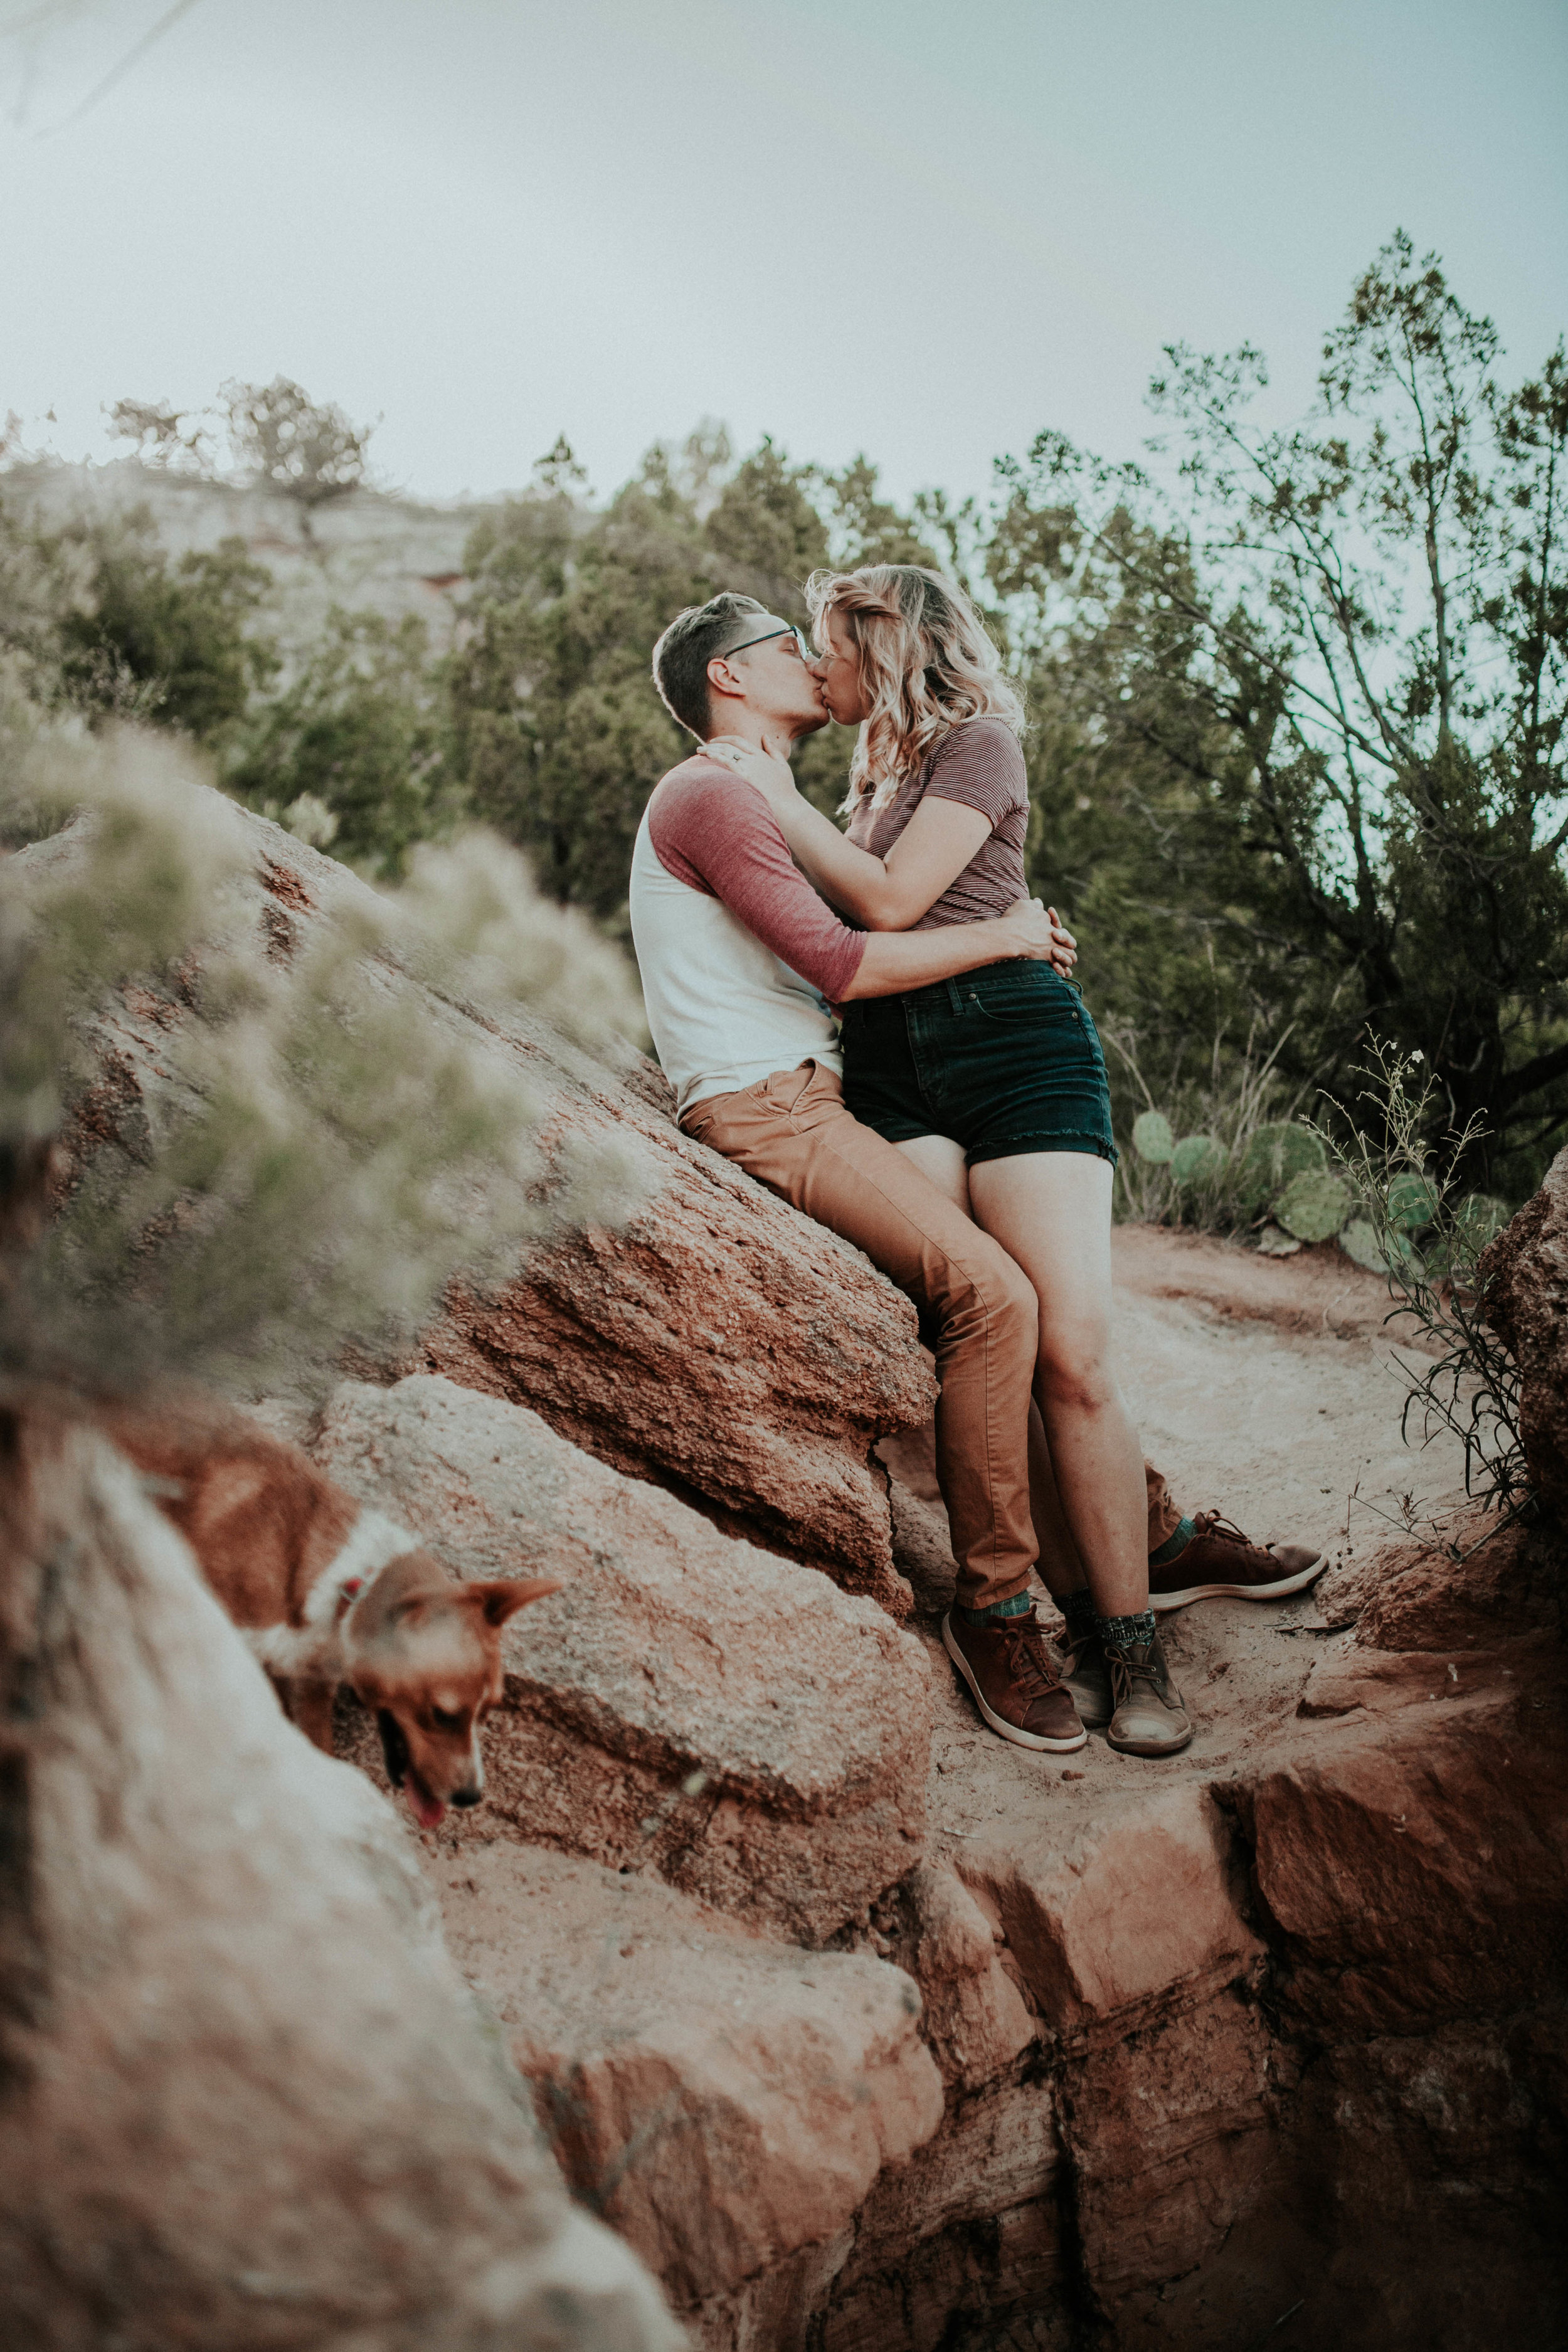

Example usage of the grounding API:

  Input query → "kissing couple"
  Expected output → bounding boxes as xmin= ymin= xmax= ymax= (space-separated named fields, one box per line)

xmin=630 ymin=569 xmax=1322 ymax=1761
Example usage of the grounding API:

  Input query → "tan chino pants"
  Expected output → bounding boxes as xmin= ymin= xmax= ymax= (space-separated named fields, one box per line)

xmin=683 ymin=1061 xmax=1039 ymax=1613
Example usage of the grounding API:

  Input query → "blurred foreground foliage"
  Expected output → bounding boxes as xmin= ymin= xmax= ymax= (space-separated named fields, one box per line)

xmin=0 ymin=706 xmax=644 ymax=1396
xmin=4 ymin=236 xmax=1564 ymax=1202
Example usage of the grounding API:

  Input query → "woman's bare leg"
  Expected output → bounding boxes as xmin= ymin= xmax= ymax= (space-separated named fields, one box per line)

xmin=1025 ymin=1399 xmax=1088 ymax=1600
xmin=895 ymin=1137 xmax=1089 ymax=1601
xmin=967 ymin=1152 xmax=1148 ymax=1619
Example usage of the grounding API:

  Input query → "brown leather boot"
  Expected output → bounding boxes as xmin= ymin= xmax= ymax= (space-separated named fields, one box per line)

xmin=1148 ymin=1511 xmax=1323 ymax=1612
xmin=942 ymin=1605 xmax=1088 ymax=1752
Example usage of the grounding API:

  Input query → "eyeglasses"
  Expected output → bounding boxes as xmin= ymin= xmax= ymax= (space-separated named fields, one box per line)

xmin=716 ymin=623 xmax=812 ymax=664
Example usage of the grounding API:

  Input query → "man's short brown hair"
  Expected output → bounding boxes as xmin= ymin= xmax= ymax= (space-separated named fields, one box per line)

xmin=651 ymin=593 xmax=768 ymax=739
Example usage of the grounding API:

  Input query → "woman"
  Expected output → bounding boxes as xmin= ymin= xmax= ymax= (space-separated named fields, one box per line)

xmin=715 ymin=563 xmax=1192 ymax=1759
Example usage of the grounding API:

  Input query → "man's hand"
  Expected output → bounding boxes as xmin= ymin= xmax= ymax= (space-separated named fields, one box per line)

xmin=703 ymin=736 xmax=799 ymax=807
xmin=995 ymin=896 xmax=1078 ymax=975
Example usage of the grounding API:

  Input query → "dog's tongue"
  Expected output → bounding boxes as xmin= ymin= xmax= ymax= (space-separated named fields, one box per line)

xmin=406 ymin=1777 xmax=447 ymax=1832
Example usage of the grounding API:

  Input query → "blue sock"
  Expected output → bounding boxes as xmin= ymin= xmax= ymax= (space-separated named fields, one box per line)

xmin=1097 ymin=1608 xmax=1157 ymax=1651
xmin=956 ymin=1591 xmax=1032 ymax=1626
xmin=1149 ymin=1516 xmax=1196 ymax=1568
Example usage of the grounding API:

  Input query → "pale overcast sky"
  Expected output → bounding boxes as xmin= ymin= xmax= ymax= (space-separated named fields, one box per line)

xmin=3 ymin=0 xmax=1564 ymax=507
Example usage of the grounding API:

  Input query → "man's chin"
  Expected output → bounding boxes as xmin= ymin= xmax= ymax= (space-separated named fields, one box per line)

xmin=793 ymin=705 xmax=832 ymax=738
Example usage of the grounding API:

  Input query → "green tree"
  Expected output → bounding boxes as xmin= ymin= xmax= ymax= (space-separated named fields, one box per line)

xmin=827 ymin=455 xmax=940 ymax=569
xmin=225 ymin=609 xmax=453 ymax=877
xmin=706 ymin=437 xmax=830 ymax=609
xmin=448 ymin=442 xmax=709 ymax=924
xmin=53 ymin=514 xmax=277 ymax=739
xmin=221 ymin=377 xmax=374 ymax=541
xmin=1006 ymin=235 xmax=1568 ymax=1192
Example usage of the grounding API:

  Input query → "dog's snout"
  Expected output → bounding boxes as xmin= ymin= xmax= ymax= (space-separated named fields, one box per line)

xmin=450 ymin=1785 xmax=483 ymax=1809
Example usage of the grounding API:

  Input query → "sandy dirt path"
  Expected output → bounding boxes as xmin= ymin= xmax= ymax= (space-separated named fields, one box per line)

xmin=1111 ymin=1225 xmax=1469 ymax=1565
xmin=920 ymin=1225 xmax=1477 ymax=1833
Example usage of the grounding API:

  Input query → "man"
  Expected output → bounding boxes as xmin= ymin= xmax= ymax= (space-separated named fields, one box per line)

xmin=630 ymin=593 xmax=1319 ymax=1755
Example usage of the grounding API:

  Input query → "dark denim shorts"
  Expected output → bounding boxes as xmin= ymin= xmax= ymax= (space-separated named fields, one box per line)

xmin=840 ymin=961 xmax=1118 ymax=1167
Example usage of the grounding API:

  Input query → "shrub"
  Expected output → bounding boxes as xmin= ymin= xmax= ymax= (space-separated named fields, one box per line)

xmin=1169 ymin=1134 xmax=1223 ymax=1187
xmin=1313 ymin=1039 xmax=1527 ymax=1519
xmin=1 ymin=718 xmax=644 ymax=1394
xmin=1131 ymin=1110 xmax=1173 ymax=1164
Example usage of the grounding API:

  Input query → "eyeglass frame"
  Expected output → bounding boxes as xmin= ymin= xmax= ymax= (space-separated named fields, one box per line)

xmin=712 ymin=622 xmax=813 ymax=666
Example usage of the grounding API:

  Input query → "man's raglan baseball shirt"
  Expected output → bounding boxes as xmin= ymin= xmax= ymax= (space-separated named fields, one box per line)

xmin=628 ymin=752 xmax=867 ymax=1116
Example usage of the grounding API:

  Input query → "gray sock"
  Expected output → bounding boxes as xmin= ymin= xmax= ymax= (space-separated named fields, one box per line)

xmin=1097 ymin=1608 xmax=1157 ymax=1651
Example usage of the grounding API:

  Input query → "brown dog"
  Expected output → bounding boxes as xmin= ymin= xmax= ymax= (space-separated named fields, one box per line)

xmin=103 ymin=1402 xmax=561 ymax=1829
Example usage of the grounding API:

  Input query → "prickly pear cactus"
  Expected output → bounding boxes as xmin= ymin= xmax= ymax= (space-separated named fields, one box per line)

xmin=1338 ymin=1217 xmax=1385 ymax=1271
xmin=1274 ymin=1168 xmax=1352 ymax=1243
xmin=1132 ymin=1111 xmax=1175 ymax=1165
xmin=1170 ymin=1134 xmax=1224 ymax=1186
xmin=1387 ymin=1172 xmax=1440 ymax=1233
xmin=1236 ymin=1120 xmax=1325 ymax=1211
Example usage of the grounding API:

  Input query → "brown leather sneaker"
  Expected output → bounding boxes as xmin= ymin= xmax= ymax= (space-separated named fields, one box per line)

xmin=1148 ymin=1511 xmax=1324 ymax=1612
xmin=942 ymin=1606 xmax=1088 ymax=1752
xmin=1055 ymin=1624 xmax=1112 ymax=1730
xmin=1104 ymin=1634 xmax=1193 ymax=1756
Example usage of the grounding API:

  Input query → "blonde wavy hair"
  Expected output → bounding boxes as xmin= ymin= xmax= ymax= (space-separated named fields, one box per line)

xmin=805 ymin=564 xmax=1025 ymax=813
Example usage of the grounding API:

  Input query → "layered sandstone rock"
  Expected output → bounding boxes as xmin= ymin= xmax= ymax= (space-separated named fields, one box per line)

xmin=0 ymin=1400 xmax=680 ymax=2352
xmin=37 ymin=793 xmax=933 ymax=1608
xmin=954 ymin=1784 xmax=1263 ymax=2035
xmin=1234 ymin=1633 xmax=1568 ymax=2037
xmin=310 ymin=1374 xmax=933 ymax=1942
xmin=437 ymin=1841 xmax=944 ymax=2317
xmin=1481 ymin=1143 xmax=1568 ymax=1517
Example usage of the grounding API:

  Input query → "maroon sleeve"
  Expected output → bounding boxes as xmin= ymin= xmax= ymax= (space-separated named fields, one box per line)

xmin=648 ymin=764 xmax=867 ymax=999
xmin=923 ymin=718 xmax=1028 ymax=829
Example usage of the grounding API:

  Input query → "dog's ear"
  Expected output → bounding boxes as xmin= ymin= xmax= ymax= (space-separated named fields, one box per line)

xmin=466 ymin=1576 xmax=564 ymax=1628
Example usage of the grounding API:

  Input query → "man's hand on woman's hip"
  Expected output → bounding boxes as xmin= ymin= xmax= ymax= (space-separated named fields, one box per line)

xmin=999 ymin=896 xmax=1078 ymax=975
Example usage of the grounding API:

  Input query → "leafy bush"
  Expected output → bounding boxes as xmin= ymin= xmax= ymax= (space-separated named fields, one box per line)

xmin=1114 ymin=1018 xmax=1311 ymax=1228
xmin=1236 ymin=1121 xmax=1325 ymax=1210
xmin=1170 ymin=1133 xmax=1224 ymax=1187
xmin=1313 ymin=1039 xmax=1528 ymax=1518
xmin=1130 ymin=1110 xmax=1173 ymax=1164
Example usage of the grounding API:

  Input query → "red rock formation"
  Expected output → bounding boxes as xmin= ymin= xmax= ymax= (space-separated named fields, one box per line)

xmin=0 ymin=1397 xmax=680 ymax=2352
xmin=311 ymin=1372 xmax=933 ymax=1943
xmin=1481 ymin=1143 xmax=1568 ymax=1518
xmin=953 ymin=1784 xmax=1263 ymax=2035
xmin=438 ymin=1842 xmax=943 ymax=2320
